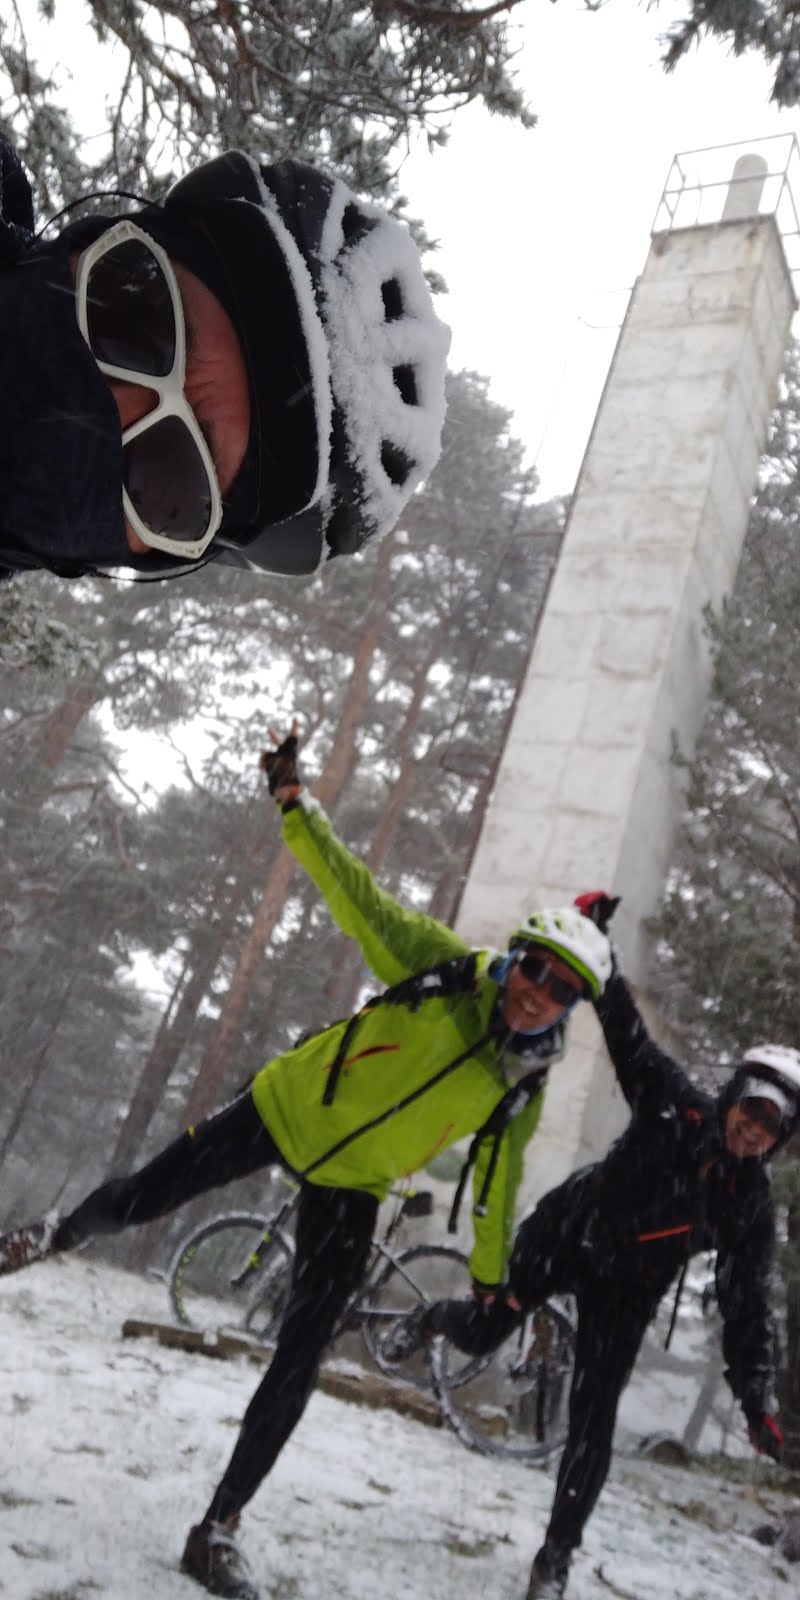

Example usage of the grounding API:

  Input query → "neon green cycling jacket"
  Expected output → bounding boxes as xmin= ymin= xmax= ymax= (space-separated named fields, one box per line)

xmin=251 ymin=797 xmax=546 ymax=1284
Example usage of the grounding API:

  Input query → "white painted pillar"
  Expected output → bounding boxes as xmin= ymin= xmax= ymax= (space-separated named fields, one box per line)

xmin=456 ymin=199 xmax=795 ymax=1204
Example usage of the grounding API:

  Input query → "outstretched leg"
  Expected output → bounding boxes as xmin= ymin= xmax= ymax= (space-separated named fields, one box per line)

xmin=199 ymin=1183 xmax=378 ymax=1524
xmin=379 ymin=1271 xmax=522 ymax=1364
xmin=0 ymin=1091 xmax=281 ymax=1270
xmin=527 ymin=1281 xmax=655 ymax=1599
xmin=181 ymin=1182 xmax=377 ymax=1596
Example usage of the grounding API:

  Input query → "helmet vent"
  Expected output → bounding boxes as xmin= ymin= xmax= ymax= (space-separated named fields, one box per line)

xmin=341 ymin=203 xmax=377 ymax=247
xmin=381 ymin=440 xmax=412 ymax=486
xmin=381 ymin=277 xmax=404 ymax=321
xmin=393 ymin=364 xmax=417 ymax=405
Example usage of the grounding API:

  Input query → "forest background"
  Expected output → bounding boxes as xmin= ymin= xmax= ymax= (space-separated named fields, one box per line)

xmin=1 ymin=0 xmax=798 ymax=1465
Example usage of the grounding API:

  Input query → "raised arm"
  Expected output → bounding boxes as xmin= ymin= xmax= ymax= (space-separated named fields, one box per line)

xmin=592 ymin=967 xmax=693 ymax=1113
xmin=260 ymin=725 xmax=467 ymax=986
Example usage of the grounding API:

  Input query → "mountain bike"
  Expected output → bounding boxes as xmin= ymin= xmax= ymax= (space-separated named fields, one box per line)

xmin=167 ymin=1178 xmax=486 ymax=1392
xmin=430 ymin=1295 xmax=576 ymax=1462
xmin=168 ymin=1182 xmax=298 ymax=1347
xmin=167 ymin=1179 xmax=576 ymax=1455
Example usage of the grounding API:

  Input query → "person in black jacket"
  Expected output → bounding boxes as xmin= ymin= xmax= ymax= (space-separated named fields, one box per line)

xmin=0 ymin=134 xmax=449 ymax=585
xmin=386 ymin=892 xmax=800 ymax=1600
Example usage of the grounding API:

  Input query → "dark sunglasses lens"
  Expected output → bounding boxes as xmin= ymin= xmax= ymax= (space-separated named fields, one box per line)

xmin=518 ymin=953 xmax=580 ymax=1006
xmin=518 ymin=954 xmax=549 ymax=986
xmin=85 ymin=239 xmax=176 ymax=376
xmin=549 ymin=974 xmax=581 ymax=1007
xmin=124 ymin=417 xmax=213 ymax=541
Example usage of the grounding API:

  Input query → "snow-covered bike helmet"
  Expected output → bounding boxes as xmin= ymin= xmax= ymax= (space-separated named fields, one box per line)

xmin=156 ymin=150 xmax=451 ymax=575
xmin=728 ymin=1044 xmax=800 ymax=1135
xmin=506 ymin=908 xmax=613 ymax=1000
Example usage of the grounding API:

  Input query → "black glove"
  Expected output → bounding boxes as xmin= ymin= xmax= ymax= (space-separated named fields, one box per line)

xmin=744 ymin=1404 xmax=784 ymax=1463
xmin=259 ymin=729 xmax=300 ymax=797
xmin=574 ymin=891 xmax=621 ymax=933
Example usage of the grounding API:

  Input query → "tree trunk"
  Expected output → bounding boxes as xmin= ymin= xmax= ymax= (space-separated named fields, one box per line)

xmin=108 ymin=829 xmax=273 ymax=1172
xmin=246 ymin=888 xmax=320 ymax=1062
xmin=682 ymin=1351 xmax=723 ymax=1452
xmin=181 ymin=532 xmax=397 ymax=1125
xmin=0 ymin=974 xmax=76 ymax=1175
xmin=31 ymin=683 xmax=99 ymax=772
xmin=323 ymin=623 xmax=446 ymax=1016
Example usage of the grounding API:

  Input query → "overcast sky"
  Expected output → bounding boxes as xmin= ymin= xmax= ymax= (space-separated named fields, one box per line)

xmin=402 ymin=0 xmax=800 ymax=496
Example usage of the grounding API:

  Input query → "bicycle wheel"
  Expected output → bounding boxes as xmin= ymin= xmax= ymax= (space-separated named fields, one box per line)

xmin=360 ymin=1243 xmax=490 ymax=1390
xmin=431 ymin=1298 xmax=576 ymax=1462
xmin=168 ymin=1212 xmax=294 ymax=1343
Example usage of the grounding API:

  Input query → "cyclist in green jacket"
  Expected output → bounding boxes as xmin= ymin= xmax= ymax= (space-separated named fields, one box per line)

xmin=0 ymin=728 xmax=612 ymax=1600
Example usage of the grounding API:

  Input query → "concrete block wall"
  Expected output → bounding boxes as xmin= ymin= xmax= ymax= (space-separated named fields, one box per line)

xmin=456 ymin=213 xmax=795 ymax=1204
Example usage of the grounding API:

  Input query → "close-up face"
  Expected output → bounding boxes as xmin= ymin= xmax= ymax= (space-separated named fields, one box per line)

xmin=70 ymin=249 xmax=250 ymax=555
xmin=501 ymin=950 xmax=584 ymax=1034
xmin=723 ymin=1100 xmax=780 ymax=1160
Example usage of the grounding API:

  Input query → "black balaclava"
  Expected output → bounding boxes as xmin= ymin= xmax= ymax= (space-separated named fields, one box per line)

xmin=0 ymin=239 xmax=132 ymax=577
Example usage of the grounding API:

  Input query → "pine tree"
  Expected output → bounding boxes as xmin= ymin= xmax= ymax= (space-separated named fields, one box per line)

xmin=1 ymin=0 xmax=534 ymax=212
xmin=662 ymin=0 xmax=800 ymax=106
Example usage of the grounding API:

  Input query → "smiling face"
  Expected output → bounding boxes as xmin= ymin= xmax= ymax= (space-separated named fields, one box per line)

xmin=501 ymin=950 xmax=584 ymax=1034
xmin=723 ymin=1100 xmax=780 ymax=1161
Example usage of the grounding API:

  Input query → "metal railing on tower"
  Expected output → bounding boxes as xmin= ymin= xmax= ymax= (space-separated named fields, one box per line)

xmin=652 ymin=134 xmax=800 ymax=298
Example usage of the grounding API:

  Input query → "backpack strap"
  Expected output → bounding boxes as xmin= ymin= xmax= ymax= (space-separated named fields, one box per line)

xmin=321 ymin=1011 xmax=363 ymax=1107
xmin=301 ymin=1028 xmax=494 ymax=1182
xmin=663 ymin=1255 xmax=691 ymax=1351
xmin=378 ymin=951 xmax=480 ymax=1011
xmin=447 ymin=1069 xmax=548 ymax=1235
xmin=321 ymin=951 xmax=481 ymax=1109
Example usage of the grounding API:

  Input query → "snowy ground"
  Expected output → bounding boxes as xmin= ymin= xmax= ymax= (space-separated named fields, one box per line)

xmin=0 ymin=1255 xmax=795 ymax=1600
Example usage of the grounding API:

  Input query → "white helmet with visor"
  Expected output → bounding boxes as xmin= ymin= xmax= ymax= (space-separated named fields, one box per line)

xmin=738 ymin=1044 xmax=800 ymax=1129
xmin=508 ymin=907 xmax=613 ymax=1001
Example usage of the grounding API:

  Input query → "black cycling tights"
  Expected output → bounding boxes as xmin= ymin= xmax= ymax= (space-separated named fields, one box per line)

xmin=205 ymin=1180 xmax=377 ymax=1524
xmin=55 ymin=1092 xmax=281 ymax=1245
xmin=54 ymin=1092 xmax=379 ymax=1522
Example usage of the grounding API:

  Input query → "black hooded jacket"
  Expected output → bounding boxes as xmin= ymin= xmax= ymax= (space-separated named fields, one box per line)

xmin=1 ymin=135 xmax=33 ymax=583
xmin=0 ymin=135 xmax=34 ymax=248
xmin=563 ymin=970 xmax=776 ymax=1410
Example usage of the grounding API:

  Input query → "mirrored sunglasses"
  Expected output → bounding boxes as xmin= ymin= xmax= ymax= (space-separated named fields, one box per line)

xmin=75 ymin=220 xmax=223 ymax=560
xmin=516 ymin=952 xmax=582 ymax=1008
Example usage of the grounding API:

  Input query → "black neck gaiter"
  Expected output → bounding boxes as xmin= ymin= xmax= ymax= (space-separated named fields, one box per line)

xmin=0 ymin=239 xmax=131 ymax=577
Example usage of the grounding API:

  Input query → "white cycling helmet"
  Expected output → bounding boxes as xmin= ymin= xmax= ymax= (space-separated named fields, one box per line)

xmin=508 ymin=908 xmax=613 ymax=1000
xmin=739 ymin=1045 xmax=800 ymax=1120
xmin=162 ymin=150 xmax=451 ymax=574
xmin=742 ymin=1044 xmax=800 ymax=1088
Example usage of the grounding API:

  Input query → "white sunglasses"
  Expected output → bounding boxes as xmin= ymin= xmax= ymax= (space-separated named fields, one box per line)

xmin=75 ymin=219 xmax=223 ymax=560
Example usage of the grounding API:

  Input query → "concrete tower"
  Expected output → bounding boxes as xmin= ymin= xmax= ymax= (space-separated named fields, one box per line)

xmin=456 ymin=138 xmax=799 ymax=1204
